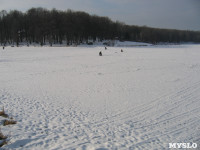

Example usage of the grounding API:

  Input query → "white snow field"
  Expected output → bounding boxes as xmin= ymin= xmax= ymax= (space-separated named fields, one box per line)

xmin=0 ymin=45 xmax=200 ymax=150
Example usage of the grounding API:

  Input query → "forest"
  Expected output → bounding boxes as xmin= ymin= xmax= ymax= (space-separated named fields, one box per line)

xmin=0 ymin=7 xmax=200 ymax=46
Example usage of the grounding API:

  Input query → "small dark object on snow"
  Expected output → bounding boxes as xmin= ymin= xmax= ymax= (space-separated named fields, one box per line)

xmin=0 ymin=139 xmax=7 ymax=147
xmin=121 ymin=49 xmax=123 ymax=52
xmin=99 ymin=51 xmax=102 ymax=56
xmin=3 ymin=119 xmax=17 ymax=126
xmin=87 ymin=42 xmax=93 ymax=45
xmin=105 ymin=47 xmax=107 ymax=50
xmin=3 ymin=47 xmax=5 ymax=50
xmin=0 ymin=107 xmax=8 ymax=118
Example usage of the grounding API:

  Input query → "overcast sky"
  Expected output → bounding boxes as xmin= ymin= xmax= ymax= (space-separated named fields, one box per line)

xmin=0 ymin=0 xmax=199 ymax=31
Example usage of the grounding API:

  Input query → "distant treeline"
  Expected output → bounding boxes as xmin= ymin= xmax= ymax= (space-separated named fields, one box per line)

xmin=0 ymin=8 xmax=200 ymax=46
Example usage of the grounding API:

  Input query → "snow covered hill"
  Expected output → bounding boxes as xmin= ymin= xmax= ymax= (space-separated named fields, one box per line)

xmin=0 ymin=45 xmax=200 ymax=149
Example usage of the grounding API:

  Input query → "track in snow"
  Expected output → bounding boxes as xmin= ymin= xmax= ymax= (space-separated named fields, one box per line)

xmin=0 ymin=45 xmax=200 ymax=149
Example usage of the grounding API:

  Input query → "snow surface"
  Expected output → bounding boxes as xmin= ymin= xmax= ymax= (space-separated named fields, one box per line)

xmin=0 ymin=45 xmax=200 ymax=150
xmin=115 ymin=41 xmax=152 ymax=47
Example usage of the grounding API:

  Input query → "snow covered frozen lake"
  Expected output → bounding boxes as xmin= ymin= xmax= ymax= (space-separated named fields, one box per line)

xmin=0 ymin=45 xmax=200 ymax=149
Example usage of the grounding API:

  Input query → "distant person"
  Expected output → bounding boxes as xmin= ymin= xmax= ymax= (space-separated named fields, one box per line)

xmin=105 ymin=47 xmax=107 ymax=50
xmin=99 ymin=51 xmax=102 ymax=56
xmin=3 ymin=46 xmax=5 ymax=50
xmin=121 ymin=49 xmax=123 ymax=52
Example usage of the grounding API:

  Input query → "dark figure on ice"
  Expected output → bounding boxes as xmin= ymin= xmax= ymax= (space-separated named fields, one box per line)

xmin=3 ymin=46 xmax=5 ymax=50
xmin=105 ymin=47 xmax=107 ymax=50
xmin=99 ymin=51 xmax=102 ymax=56
xmin=121 ymin=49 xmax=123 ymax=52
